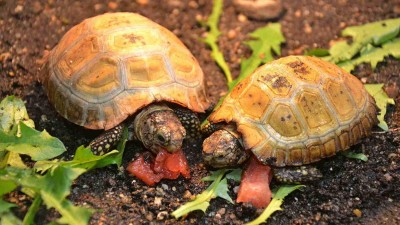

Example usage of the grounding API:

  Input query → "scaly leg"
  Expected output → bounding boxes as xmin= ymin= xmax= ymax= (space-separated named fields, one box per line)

xmin=89 ymin=124 xmax=124 ymax=155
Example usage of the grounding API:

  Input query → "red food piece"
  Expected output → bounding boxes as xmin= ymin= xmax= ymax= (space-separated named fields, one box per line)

xmin=236 ymin=156 xmax=273 ymax=208
xmin=154 ymin=149 xmax=191 ymax=179
xmin=126 ymin=155 xmax=163 ymax=186
xmin=127 ymin=149 xmax=191 ymax=186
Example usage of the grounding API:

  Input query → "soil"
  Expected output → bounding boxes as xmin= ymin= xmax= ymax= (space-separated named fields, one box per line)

xmin=1 ymin=0 xmax=400 ymax=224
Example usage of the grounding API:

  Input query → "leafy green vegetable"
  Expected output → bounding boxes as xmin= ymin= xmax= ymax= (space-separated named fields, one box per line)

xmin=326 ymin=18 xmax=400 ymax=64
xmin=203 ymin=0 xmax=232 ymax=83
xmin=337 ymin=38 xmax=400 ymax=72
xmin=172 ymin=169 xmax=241 ymax=218
xmin=0 ymin=95 xmax=130 ymax=225
xmin=0 ymin=122 xmax=66 ymax=161
xmin=364 ymin=84 xmax=395 ymax=131
xmin=0 ymin=96 xmax=34 ymax=135
xmin=0 ymin=166 xmax=93 ymax=225
xmin=342 ymin=151 xmax=368 ymax=162
xmin=232 ymin=23 xmax=285 ymax=90
xmin=246 ymin=185 xmax=304 ymax=225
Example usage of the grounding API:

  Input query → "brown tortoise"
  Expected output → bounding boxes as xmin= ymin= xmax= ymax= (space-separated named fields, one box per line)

xmin=202 ymin=56 xmax=379 ymax=183
xmin=41 ymin=13 xmax=210 ymax=155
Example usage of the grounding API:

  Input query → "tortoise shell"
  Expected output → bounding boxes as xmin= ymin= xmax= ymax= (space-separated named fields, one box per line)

xmin=209 ymin=56 xmax=378 ymax=167
xmin=41 ymin=13 xmax=209 ymax=130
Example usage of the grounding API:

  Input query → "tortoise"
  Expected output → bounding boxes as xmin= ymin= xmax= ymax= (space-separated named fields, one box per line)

xmin=41 ymin=12 xmax=210 ymax=155
xmin=202 ymin=56 xmax=378 ymax=183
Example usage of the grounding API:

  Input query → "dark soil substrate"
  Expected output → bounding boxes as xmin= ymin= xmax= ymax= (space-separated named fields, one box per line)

xmin=1 ymin=0 xmax=399 ymax=224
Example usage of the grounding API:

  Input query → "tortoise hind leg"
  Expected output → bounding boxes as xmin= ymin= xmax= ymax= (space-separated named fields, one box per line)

xmin=273 ymin=166 xmax=322 ymax=184
xmin=174 ymin=107 xmax=201 ymax=139
xmin=89 ymin=124 xmax=124 ymax=155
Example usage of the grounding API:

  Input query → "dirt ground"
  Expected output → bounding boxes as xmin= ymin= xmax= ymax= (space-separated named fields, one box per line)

xmin=1 ymin=0 xmax=400 ymax=224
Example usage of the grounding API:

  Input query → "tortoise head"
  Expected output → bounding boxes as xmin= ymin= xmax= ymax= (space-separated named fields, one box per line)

xmin=202 ymin=129 xmax=249 ymax=168
xmin=135 ymin=106 xmax=186 ymax=153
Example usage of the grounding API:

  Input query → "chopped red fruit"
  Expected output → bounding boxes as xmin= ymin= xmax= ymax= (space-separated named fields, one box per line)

xmin=154 ymin=149 xmax=191 ymax=179
xmin=237 ymin=156 xmax=273 ymax=208
xmin=127 ymin=149 xmax=190 ymax=186
xmin=126 ymin=155 xmax=163 ymax=186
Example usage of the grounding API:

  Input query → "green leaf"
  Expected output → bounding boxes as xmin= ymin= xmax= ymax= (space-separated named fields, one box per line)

xmin=364 ymin=84 xmax=395 ymax=131
xmin=0 ymin=122 xmax=66 ymax=161
xmin=172 ymin=169 xmax=227 ymax=218
xmin=304 ymin=48 xmax=330 ymax=57
xmin=204 ymin=0 xmax=233 ymax=83
xmin=0 ymin=199 xmax=16 ymax=214
xmin=0 ymin=166 xmax=93 ymax=225
xmin=246 ymin=185 xmax=304 ymax=225
xmin=232 ymin=23 xmax=285 ymax=90
xmin=342 ymin=151 xmax=368 ymax=161
xmin=0 ymin=96 xmax=35 ymax=136
xmin=214 ymin=178 xmax=233 ymax=203
xmin=337 ymin=39 xmax=400 ymax=72
xmin=328 ymin=18 xmax=400 ymax=63
xmin=35 ymin=126 xmax=128 ymax=172
xmin=22 ymin=195 xmax=42 ymax=225
xmin=0 ymin=152 xmax=27 ymax=169
xmin=0 ymin=211 xmax=22 ymax=225
xmin=0 ymin=180 xmax=17 ymax=196
xmin=225 ymin=168 xmax=242 ymax=182
xmin=35 ymin=147 xmax=120 ymax=173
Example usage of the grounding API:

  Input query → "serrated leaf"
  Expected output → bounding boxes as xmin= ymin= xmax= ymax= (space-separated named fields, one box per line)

xmin=203 ymin=0 xmax=232 ymax=83
xmin=232 ymin=23 xmax=285 ymax=90
xmin=0 ymin=180 xmax=17 ymax=196
xmin=328 ymin=18 xmax=400 ymax=63
xmin=342 ymin=151 xmax=368 ymax=161
xmin=34 ymin=147 xmax=120 ymax=173
xmin=0 ymin=122 xmax=66 ymax=161
xmin=337 ymin=39 xmax=400 ymax=72
xmin=364 ymin=84 xmax=395 ymax=131
xmin=214 ymin=178 xmax=233 ymax=203
xmin=172 ymin=169 xmax=228 ymax=218
xmin=225 ymin=168 xmax=242 ymax=182
xmin=0 ymin=96 xmax=34 ymax=136
xmin=0 ymin=166 xmax=92 ymax=225
xmin=246 ymin=185 xmax=304 ymax=225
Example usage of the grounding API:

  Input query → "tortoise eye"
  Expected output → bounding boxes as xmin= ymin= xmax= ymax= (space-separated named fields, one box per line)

xmin=156 ymin=133 xmax=166 ymax=143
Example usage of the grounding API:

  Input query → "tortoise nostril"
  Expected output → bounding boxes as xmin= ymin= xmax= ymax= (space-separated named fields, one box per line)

xmin=157 ymin=133 xmax=166 ymax=143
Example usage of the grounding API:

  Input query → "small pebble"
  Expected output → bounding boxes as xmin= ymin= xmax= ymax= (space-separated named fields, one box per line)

xmin=161 ymin=184 xmax=169 ymax=190
xmin=108 ymin=1 xmax=118 ymax=10
xmin=94 ymin=3 xmax=104 ymax=12
xmin=14 ymin=5 xmax=24 ymax=15
xmin=227 ymin=29 xmax=237 ymax=39
xmin=217 ymin=207 xmax=226 ymax=215
xmin=353 ymin=208 xmax=362 ymax=217
xmin=154 ymin=197 xmax=162 ymax=206
xmin=304 ymin=23 xmax=312 ymax=34
xmin=183 ymin=190 xmax=193 ymax=199
xmin=145 ymin=212 xmax=154 ymax=221
xmin=383 ymin=173 xmax=393 ymax=182
xmin=188 ymin=0 xmax=198 ymax=9
xmin=32 ymin=1 xmax=43 ymax=14
xmin=238 ymin=14 xmax=247 ymax=22
xmin=157 ymin=211 xmax=168 ymax=220
xmin=136 ymin=0 xmax=149 ymax=5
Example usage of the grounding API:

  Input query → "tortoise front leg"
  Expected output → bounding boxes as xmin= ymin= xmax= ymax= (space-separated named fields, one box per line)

xmin=89 ymin=124 xmax=124 ymax=155
xmin=174 ymin=107 xmax=201 ymax=139
xmin=273 ymin=166 xmax=322 ymax=184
